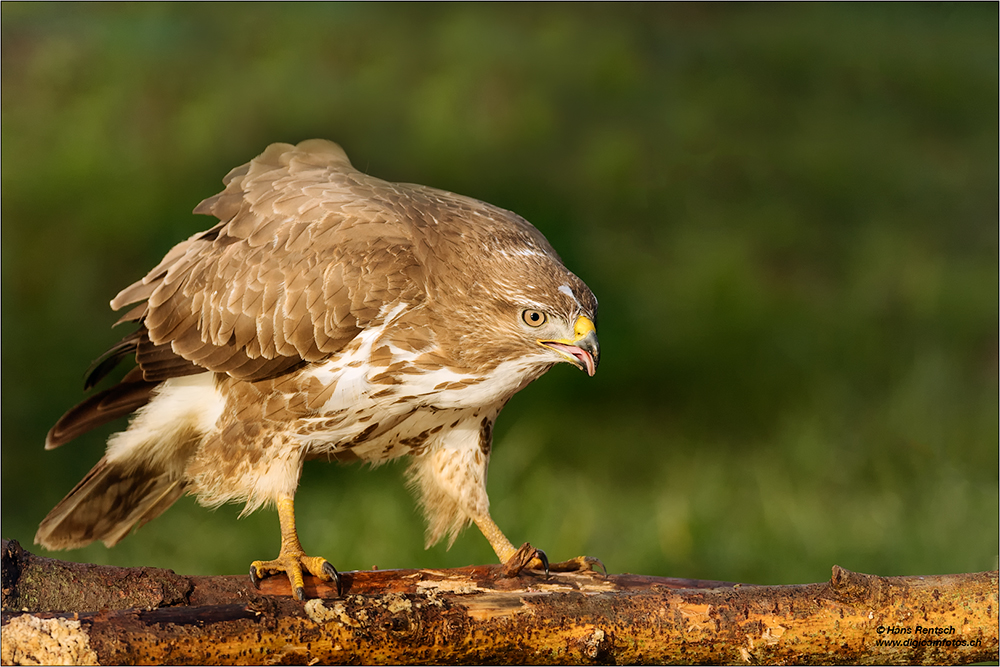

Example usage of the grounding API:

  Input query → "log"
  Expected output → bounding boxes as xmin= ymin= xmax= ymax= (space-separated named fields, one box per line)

xmin=1 ymin=539 xmax=996 ymax=665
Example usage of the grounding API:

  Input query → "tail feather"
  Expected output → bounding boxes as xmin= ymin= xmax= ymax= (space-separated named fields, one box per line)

xmin=48 ymin=323 xmax=205 ymax=451
xmin=35 ymin=457 xmax=186 ymax=551
xmin=46 ymin=368 xmax=157 ymax=450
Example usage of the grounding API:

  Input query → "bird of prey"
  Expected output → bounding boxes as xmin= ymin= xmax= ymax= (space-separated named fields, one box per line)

xmin=35 ymin=139 xmax=601 ymax=599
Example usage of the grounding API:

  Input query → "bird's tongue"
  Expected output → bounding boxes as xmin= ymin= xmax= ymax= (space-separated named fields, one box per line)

xmin=545 ymin=342 xmax=596 ymax=377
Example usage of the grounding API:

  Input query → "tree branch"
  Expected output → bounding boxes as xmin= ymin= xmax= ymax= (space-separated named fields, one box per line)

xmin=2 ymin=539 xmax=996 ymax=665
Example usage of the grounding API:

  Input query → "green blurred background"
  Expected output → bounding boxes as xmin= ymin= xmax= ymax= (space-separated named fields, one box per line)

xmin=2 ymin=3 xmax=996 ymax=585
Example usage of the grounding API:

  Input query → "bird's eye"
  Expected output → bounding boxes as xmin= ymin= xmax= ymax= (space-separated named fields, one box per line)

xmin=521 ymin=309 xmax=547 ymax=327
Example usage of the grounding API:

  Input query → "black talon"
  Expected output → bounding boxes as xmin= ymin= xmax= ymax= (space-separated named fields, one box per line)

xmin=249 ymin=565 xmax=261 ymax=589
xmin=592 ymin=557 xmax=608 ymax=577
xmin=535 ymin=548 xmax=549 ymax=578
xmin=323 ymin=560 xmax=343 ymax=596
xmin=294 ymin=585 xmax=306 ymax=601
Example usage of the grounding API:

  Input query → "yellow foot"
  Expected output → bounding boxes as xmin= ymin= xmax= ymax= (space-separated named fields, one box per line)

xmin=249 ymin=551 xmax=341 ymax=600
xmin=500 ymin=542 xmax=607 ymax=578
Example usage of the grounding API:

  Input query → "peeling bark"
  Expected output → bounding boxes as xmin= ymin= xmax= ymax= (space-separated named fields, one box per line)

xmin=2 ymin=539 xmax=996 ymax=665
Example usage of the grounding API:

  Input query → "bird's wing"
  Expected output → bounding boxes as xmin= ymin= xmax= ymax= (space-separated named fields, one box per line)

xmin=111 ymin=139 xmax=428 ymax=382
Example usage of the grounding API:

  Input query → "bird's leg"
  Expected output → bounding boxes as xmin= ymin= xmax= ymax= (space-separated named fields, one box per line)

xmin=474 ymin=513 xmax=606 ymax=577
xmin=473 ymin=513 xmax=547 ymax=575
xmin=249 ymin=495 xmax=340 ymax=600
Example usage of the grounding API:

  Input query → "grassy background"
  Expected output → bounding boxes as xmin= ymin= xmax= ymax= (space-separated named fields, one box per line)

xmin=2 ymin=3 xmax=996 ymax=585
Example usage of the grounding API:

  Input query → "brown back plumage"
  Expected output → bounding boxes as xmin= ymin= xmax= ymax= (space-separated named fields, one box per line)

xmin=110 ymin=139 xmax=424 ymax=383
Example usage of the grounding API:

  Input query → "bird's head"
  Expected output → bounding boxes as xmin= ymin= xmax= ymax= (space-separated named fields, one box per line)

xmin=484 ymin=245 xmax=600 ymax=378
xmin=431 ymin=258 xmax=600 ymax=385
xmin=420 ymin=200 xmax=600 ymax=380
xmin=519 ymin=306 xmax=600 ymax=377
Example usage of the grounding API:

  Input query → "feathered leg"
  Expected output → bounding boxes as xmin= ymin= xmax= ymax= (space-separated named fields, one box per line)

xmin=408 ymin=424 xmax=604 ymax=577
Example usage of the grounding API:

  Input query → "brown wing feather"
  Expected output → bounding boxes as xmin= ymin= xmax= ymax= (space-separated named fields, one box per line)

xmin=109 ymin=139 xmax=428 ymax=383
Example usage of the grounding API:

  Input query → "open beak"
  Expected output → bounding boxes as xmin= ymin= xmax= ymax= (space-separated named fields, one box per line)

xmin=539 ymin=315 xmax=600 ymax=377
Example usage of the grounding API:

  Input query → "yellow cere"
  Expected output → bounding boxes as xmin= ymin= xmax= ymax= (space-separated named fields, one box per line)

xmin=573 ymin=315 xmax=596 ymax=340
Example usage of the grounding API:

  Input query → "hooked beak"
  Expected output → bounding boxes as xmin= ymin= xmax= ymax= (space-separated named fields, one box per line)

xmin=539 ymin=315 xmax=600 ymax=377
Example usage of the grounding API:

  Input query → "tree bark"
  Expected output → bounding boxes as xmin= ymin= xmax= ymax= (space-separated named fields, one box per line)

xmin=1 ymin=539 xmax=996 ymax=665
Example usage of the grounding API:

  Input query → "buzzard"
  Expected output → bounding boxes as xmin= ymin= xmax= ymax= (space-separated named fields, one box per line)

xmin=35 ymin=139 xmax=601 ymax=599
